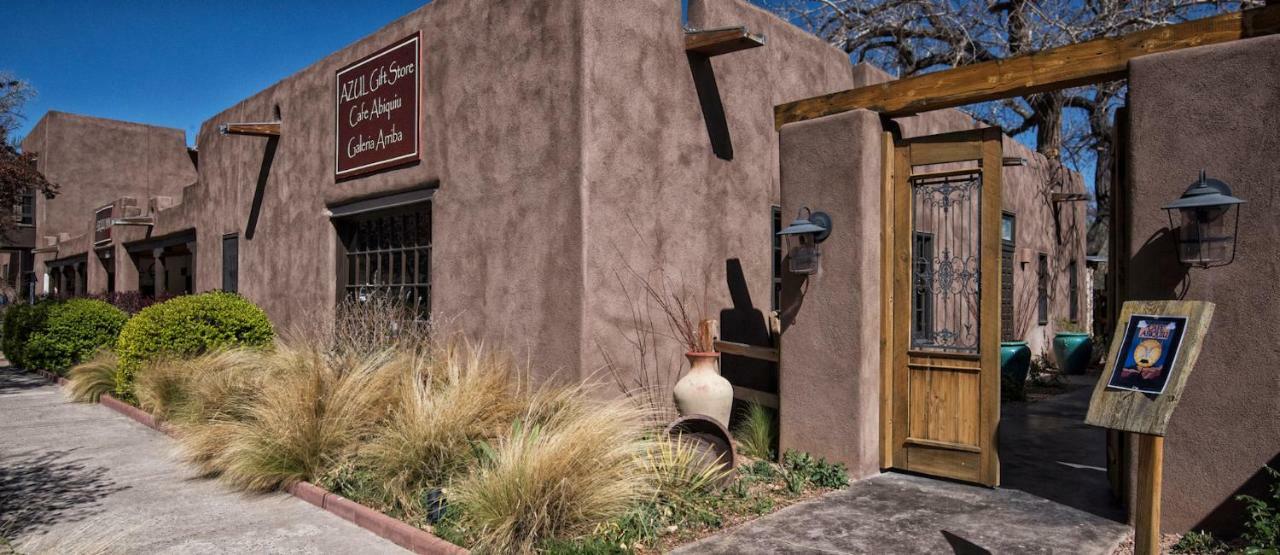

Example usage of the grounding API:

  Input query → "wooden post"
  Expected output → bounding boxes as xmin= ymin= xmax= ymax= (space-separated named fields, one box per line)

xmin=699 ymin=319 xmax=720 ymax=354
xmin=1135 ymin=433 xmax=1164 ymax=555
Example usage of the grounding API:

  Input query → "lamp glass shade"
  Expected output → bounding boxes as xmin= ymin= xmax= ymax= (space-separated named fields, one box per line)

xmin=786 ymin=235 xmax=820 ymax=274
xmin=1177 ymin=206 xmax=1234 ymax=266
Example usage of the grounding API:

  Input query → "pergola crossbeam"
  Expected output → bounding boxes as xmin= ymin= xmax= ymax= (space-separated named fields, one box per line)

xmin=774 ymin=4 xmax=1280 ymax=128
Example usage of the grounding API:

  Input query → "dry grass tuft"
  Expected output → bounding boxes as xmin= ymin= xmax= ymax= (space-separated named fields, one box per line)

xmin=449 ymin=388 xmax=655 ymax=554
xmin=361 ymin=342 xmax=522 ymax=517
xmin=65 ymin=350 xmax=118 ymax=403
xmin=642 ymin=434 xmax=735 ymax=501
xmin=216 ymin=344 xmax=399 ymax=491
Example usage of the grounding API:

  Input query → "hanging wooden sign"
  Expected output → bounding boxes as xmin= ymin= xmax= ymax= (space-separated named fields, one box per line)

xmin=94 ymin=204 xmax=114 ymax=245
xmin=335 ymin=33 xmax=421 ymax=180
xmin=1085 ymin=300 xmax=1214 ymax=436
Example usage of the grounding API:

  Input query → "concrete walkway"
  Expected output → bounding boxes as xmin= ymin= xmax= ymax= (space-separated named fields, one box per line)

xmin=677 ymin=375 xmax=1130 ymax=554
xmin=676 ymin=472 xmax=1129 ymax=554
xmin=0 ymin=368 xmax=402 ymax=554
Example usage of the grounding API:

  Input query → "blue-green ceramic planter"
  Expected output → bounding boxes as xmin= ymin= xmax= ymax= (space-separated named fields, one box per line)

xmin=1053 ymin=332 xmax=1093 ymax=375
xmin=1000 ymin=341 xmax=1032 ymax=385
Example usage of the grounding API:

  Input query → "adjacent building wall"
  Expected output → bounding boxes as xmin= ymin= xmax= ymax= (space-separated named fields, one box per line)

xmin=1125 ymin=34 xmax=1280 ymax=535
xmin=21 ymin=112 xmax=195 ymax=242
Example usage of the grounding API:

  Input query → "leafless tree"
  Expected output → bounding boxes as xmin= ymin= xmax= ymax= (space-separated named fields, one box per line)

xmin=0 ymin=73 xmax=57 ymax=239
xmin=753 ymin=0 xmax=1260 ymax=254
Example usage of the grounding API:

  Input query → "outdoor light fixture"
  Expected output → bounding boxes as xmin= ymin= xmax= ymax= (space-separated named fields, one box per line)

xmin=1161 ymin=170 xmax=1245 ymax=268
xmin=777 ymin=207 xmax=832 ymax=275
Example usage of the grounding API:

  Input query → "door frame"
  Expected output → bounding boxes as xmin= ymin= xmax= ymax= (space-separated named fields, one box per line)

xmin=880 ymin=127 xmax=1003 ymax=487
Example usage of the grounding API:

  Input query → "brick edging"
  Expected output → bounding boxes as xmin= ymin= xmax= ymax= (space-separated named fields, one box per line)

xmin=33 ymin=368 xmax=467 ymax=555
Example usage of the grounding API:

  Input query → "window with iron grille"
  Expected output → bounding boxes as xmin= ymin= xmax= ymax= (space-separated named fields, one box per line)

xmin=913 ymin=232 xmax=935 ymax=341
xmin=336 ymin=203 xmax=431 ymax=316
xmin=1037 ymin=253 xmax=1049 ymax=325
xmin=16 ymin=189 xmax=34 ymax=226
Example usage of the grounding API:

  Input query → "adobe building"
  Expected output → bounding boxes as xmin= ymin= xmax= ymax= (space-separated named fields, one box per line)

xmin=18 ymin=0 xmax=1277 ymax=542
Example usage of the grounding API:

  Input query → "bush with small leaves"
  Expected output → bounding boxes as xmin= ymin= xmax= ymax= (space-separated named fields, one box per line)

xmin=24 ymin=299 xmax=128 ymax=374
xmin=114 ymin=292 xmax=273 ymax=399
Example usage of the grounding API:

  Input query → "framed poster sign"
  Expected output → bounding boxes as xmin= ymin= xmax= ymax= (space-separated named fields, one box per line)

xmin=1085 ymin=300 xmax=1214 ymax=436
xmin=1105 ymin=315 xmax=1188 ymax=395
xmin=335 ymin=33 xmax=420 ymax=180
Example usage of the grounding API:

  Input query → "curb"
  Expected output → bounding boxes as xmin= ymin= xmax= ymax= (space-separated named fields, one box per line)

xmin=32 ymin=368 xmax=467 ymax=555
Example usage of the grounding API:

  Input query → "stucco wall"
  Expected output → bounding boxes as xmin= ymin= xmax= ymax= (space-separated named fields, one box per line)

xmin=190 ymin=0 xmax=586 ymax=380
xmin=1125 ymin=34 xmax=1280 ymax=535
xmin=21 ymin=112 xmax=195 ymax=244
xmin=777 ymin=109 xmax=883 ymax=477
xmin=577 ymin=0 xmax=859 ymax=391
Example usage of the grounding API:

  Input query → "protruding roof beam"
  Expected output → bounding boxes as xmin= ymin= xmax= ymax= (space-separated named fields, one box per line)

xmin=218 ymin=121 xmax=281 ymax=137
xmin=685 ymin=26 xmax=766 ymax=57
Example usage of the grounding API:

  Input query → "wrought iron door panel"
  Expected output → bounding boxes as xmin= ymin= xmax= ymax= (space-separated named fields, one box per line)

xmin=889 ymin=128 xmax=1003 ymax=488
xmin=910 ymin=170 xmax=982 ymax=354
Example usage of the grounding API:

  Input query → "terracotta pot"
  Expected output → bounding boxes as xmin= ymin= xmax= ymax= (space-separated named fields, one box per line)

xmin=673 ymin=352 xmax=733 ymax=427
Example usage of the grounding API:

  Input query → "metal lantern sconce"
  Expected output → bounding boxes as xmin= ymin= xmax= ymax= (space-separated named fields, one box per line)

xmin=1161 ymin=170 xmax=1245 ymax=268
xmin=777 ymin=207 xmax=832 ymax=275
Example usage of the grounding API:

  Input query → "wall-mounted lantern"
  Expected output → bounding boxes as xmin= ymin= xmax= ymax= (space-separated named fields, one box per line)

xmin=777 ymin=207 xmax=832 ymax=275
xmin=1161 ymin=170 xmax=1245 ymax=268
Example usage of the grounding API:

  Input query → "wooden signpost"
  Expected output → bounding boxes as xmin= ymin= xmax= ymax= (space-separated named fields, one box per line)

xmin=1085 ymin=300 xmax=1215 ymax=555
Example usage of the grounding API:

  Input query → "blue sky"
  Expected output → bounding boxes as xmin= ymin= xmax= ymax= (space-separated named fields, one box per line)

xmin=2 ymin=1 xmax=1090 ymax=192
xmin=2 ymin=1 xmax=429 ymax=145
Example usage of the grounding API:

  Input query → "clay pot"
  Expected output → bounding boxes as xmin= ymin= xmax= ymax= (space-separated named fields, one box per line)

xmin=673 ymin=352 xmax=733 ymax=427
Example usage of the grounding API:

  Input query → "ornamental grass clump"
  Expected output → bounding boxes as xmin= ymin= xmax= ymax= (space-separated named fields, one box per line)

xmin=216 ymin=344 xmax=399 ymax=492
xmin=66 ymin=350 xmax=118 ymax=403
xmin=449 ymin=387 xmax=655 ymax=554
xmin=361 ymin=343 xmax=523 ymax=519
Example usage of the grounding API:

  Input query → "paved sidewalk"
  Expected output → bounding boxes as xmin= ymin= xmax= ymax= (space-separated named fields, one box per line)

xmin=675 ymin=472 xmax=1129 ymax=554
xmin=0 ymin=368 xmax=402 ymax=554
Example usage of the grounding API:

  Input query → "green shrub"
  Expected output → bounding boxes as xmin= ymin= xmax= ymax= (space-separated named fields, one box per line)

xmin=1237 ymin=466 xmax=1280 ymax=552
xmin=24 ymin=299 xmax=128 ymax=374
xmin=114 ymin=292 xmax=273 ymax=398
xmin=782 ymin=450 xmax=849 ymax=490
xmin=1170 ymin=530 xmax=1224 ymax=554
xmin=2 ymin=301 xmax=52 ymax=368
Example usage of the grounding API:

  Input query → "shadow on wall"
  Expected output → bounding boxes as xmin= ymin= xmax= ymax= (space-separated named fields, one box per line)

xmin=1192 ymin=452 xmax=1280 ymax=537
xmin=1128 ymin=228 xmax=1189 ymax=300
xmin=0 ymin=448 xmax=127 ymax=539
xmin=245 ymin=135 xmax=280 ymax=241
xmin=687 ymin=52 xmax=733 ymax=161
xmin=777 ymin=254 xmax=808 ymax=334
xmin=719 ymin=258 xmax=774 ymax=393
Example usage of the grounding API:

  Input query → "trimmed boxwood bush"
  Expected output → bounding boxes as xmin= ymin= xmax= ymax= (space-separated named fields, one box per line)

xmin=115 ymin=291 xmax=274 ymax=398
xmin=25 ymin=299 xmax=128 ymax=375
xmin=2 ymin=301 xmax=53 ymax=369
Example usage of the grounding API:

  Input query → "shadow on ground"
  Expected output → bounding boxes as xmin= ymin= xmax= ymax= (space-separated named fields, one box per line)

xmin=1000 ymin=373 xmax=1125 ymax=522
xmin=0 ymin=448 xmax=128 ymax=539
xmin=0 ymin=368 xmax=47 ymax=396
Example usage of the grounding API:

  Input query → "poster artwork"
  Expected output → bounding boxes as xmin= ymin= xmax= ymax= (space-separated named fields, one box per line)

xmin=1105 ymin=314 xmax=1188 ymax=395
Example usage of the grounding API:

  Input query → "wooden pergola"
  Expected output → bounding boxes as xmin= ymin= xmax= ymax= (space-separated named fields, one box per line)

xmin=774 ymin=4 xmax=1280 ymax=127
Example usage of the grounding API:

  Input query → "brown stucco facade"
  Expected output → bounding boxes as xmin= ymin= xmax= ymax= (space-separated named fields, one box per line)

xmin=1123 ymin=34 xmax=1280 ymax=536
xmin=20 ymin=0 xmax=1103 ymax=518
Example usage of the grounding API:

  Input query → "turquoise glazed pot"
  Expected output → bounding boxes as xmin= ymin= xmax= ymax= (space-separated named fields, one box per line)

xmin=1053 ymin=332 xmax=1093 ymax=375
xmin=1000 ymin=341 xmax=1032 ymax=384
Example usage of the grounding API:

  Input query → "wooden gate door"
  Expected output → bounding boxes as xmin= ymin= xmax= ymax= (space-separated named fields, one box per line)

xmin=889 ymin=128 xmax=1002 ymax=487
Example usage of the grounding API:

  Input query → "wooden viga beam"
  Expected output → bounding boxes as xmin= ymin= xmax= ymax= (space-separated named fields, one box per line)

xmin=218 ymin=121 xmax=281 ymax=137
xmin=774 ymin=4 xmax=1280 ymax=128
xmin=685 ymin=26 xmax=766 ymax=57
